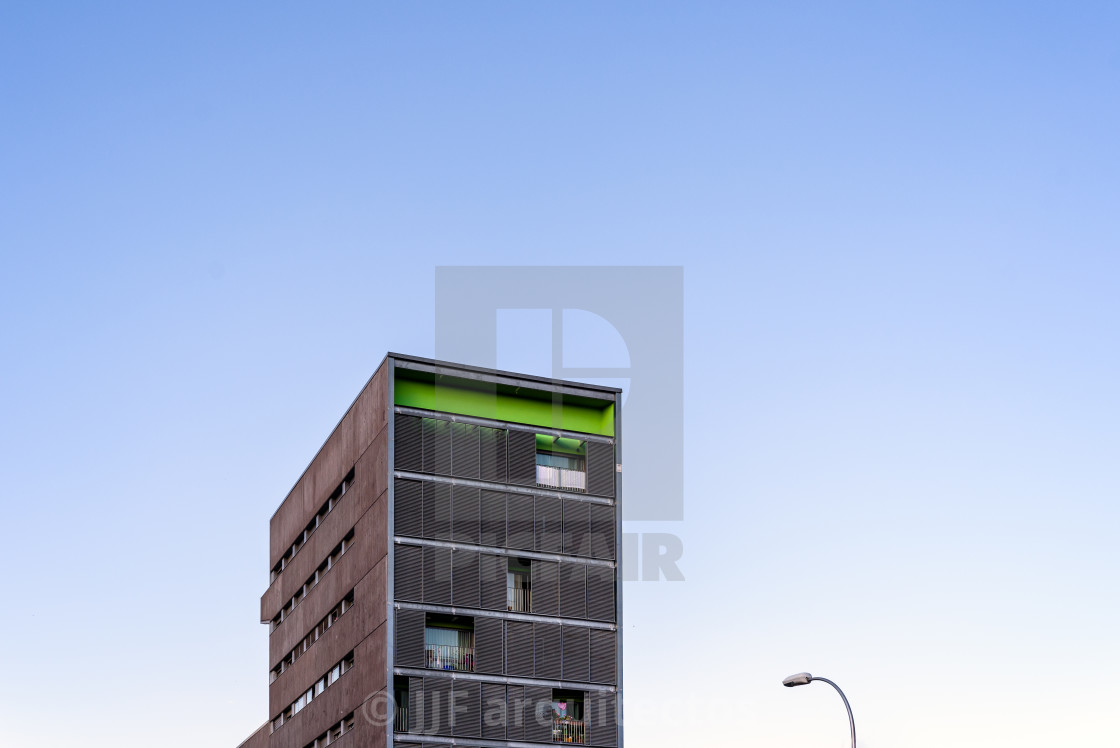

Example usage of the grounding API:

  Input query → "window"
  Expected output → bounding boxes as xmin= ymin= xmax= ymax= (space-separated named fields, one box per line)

xmin=424 ymin=614 xmax=474 ymax=672
xmin=508 ymin=558 xmax=532 ymax=612
xmin=270 ymin=530 xmax=355 ymax=633
xmin=271 ymin=652 xmax=355 ymax=734
xmin=536 ymin=436 xmax=587 ymax=493
xmin=271 ymin=469 xmax=354 ymax=583
xmin=552 ymin=689 xmax=586 ymax=744
xmin=302 ymin=712 xmax=355 ymax=748
xmin=394 ymin=677 xmax=410 ymax=732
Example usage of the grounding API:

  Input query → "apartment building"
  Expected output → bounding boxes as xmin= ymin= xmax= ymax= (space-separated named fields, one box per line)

xmin=236 ymin=353 xmax=622 ymax=748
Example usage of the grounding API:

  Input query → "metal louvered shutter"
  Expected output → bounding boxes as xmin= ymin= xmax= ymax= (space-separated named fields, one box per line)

xmin=534 ymin=495 xmax=563 ymax=553
xmin=589 ymin=503 xmax=616 ymax=560
xmin=451 ymin=550 xmax=480 ymax=608
xmin=452 ymin=679 xmax=481 ymax=737
xmin=505 ymin=620 xmax=534 ymax=676
xmin=523 ymin=685 xmax=553 ymax=743
xmin=589 ymin=629 xmax=616 ymax=684
xmin=587 ymin=691 xmax=618 ymax=747
xmin=424 ymin=677 xmax=453 ymax=736
xmin=423 ymin=546 xmax=452 ymax=604
xmin=562 ymin=626 xmax=590 ymax=682
xmin=395 ymin=415 xmax=423 ymax=471
xmin=479 ymin=427 xmax=507 ymax=483
xmin=451 ymin=485 xmax=480 ymax=544
xmin=559 ymin=562 xmax=587 ymax=619
xmin=395 ymin=479 xmax=423 ymax=537
xmin=474 ymin=616 xmax=504 ymax=674
xmin=423 ymin=418 xmax=452 ymax=476
xmin=507 ymin=430 xmax=537 ymax=486
xmin=408 ymin=676 xmax=425 ymax=735
xmin=586 ymin=441 xmax=615 ymax=497
xmin=395 ymin=544 xmax=423 ymax=602
xmin=479 ymin=490 xmax=506 ymax=548
xmin=395 ymin=609 xmax=425 ymax=668
xmin=534 ymin=622 xmax=562 ymax=679
xmin=505 ymin=685 xmax=524 ymax=741
xmin=479 ymin=553 xmax=507 ymax=611
xmin=451 ymin=422 xmax=480 ymax=479
xmin=506 ymin=493 xmax=534 ymax=551
xmin=563 ymin=500 xmax=591 ymax=557
xmin=481 ymin=682 xmax=506 ymax=740
xmin=585 ymin=565 xmax=615 ymax=622
xmin=423 ymin=482 xmax=451 ymax=540
xmin=531 ymin=560 xmax=558 ymax=617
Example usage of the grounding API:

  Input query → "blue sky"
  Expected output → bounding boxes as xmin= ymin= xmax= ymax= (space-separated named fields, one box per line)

xmin=1 ymin=2 xmax=1118 ymax=746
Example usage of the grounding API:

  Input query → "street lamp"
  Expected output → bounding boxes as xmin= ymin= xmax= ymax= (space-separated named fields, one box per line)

xmin=782 ymin=672 xmax=856 ymax=748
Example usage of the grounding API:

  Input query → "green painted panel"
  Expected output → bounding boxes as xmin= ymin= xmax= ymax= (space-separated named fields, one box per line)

xmin=394 ymin=377 xmax=614 ymax=436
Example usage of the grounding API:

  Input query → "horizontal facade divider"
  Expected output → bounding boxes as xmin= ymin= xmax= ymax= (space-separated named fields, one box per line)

xmin=393 ymin=469 xmax=615 ymax=505
xmin=393 ymin=601 xmax=617 ymax=631
xmin=391 ymin=356 xmax=620 ymax=401
xmin=392 ymin=667 xmax=617 ymax=694
xmin=393 ymin=734 xmax=596 ymax=748
xmin=394 ymin=406 xmax=616 ymax=444
xmin=393 ymin=536 xmax=616 ymax=569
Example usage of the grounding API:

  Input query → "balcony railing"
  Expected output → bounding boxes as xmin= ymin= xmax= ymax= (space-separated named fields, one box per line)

xmin=553 ymin=717 xmax=586 ymax=744
xmin=395 ymin=701 xmax=409 ymax=732
xmin=536 ymin=465 xmax=586 ymax=493
xmin=507 ymin=587 xmax=531 ymax=612
xmin=425 ymin=644 xmax=474 ymax=672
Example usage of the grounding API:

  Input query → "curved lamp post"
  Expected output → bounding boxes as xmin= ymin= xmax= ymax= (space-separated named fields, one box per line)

xmin=782 ymin=672 xmax=856 ymax=748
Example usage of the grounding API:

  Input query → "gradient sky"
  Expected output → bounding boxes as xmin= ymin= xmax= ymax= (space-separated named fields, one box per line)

xmin=2 ymin=3 xmax=1118 ymax=747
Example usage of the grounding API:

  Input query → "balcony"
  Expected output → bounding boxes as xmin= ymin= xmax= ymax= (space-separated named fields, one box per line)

xmin=425 ymin=644 xmax=474 ymax=672
xmin=507 ymin=586 xmax=531 ymax=612
xmin=553 ymin=717 xmax=586 ymax=744
xmin=395 ymin=702 xmax=409 ymax=732
xmin=536 ymin=465 xmax=586 ymax=493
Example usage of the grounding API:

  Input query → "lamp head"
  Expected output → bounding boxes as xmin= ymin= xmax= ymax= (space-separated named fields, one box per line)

xmin=782 ymin=672 xmax=813 ymax=687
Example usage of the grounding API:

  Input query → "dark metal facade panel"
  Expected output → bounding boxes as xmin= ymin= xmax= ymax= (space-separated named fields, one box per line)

xmin=480 ymin=682 xmax=506 ymax=741
xmin=505 ymin=684 xmax=525 ymax=742
xmin=450 ymin=549 xmax=480 ymax=609
xmin=479 ymin=426 xmax=507 ymax=484
xmin=423 ymin=546 xmax=452 ymax=605
xmin=478 ymin=553 xmax=507 ymax=611
xmin=585 ymin=564 xmax=615 ymax=622
xmin=394 ymin=478 xmax=423 ymax=538
xmin=589 ymin=503 xmax=616 ymax=560
xmin=394 ymin=544 xmax=423 ymax=602
xmin=395 ymin=415 xmax=423 ymax=472
xmin=422 ymin=418 xmax=452 ymax=476
xmin=451 ymin=422 xmax=480 ymax=479
xmin=530 ymin=560 xmax=559 ymax=617
xmin=533 ymin=622 xmax=562 ymax=680
xmin=506 ymin=493 xmax=534 ymax=551
xmin=407 ymin=676 xmax=425 ymax=735
xmin=563 ymin=499 xmax=591 ymax=557
xmin=396 ymin=609 xmax=426 ymax=668
xmin=587 ymin=690 xmax=618 ymax=747
xmin=506 ymin=430 xmax=537 ymax=486
xmin=452 ymin=679 xmax=481 ymax=737
xmin=451 ymin=485 xmax=481 ymax=544
xmin=523 ymin=685 xmax=553 ymax=744
xmin=423 ymin=482 xmax=451 ymax=541
xmin=473 ymin=616 xmax=504 ymax=675
xmin=534 ymin=495 xmax=563 ymax=554
xmin=423 ymin=677 xmax=453 ymax=736
xmin=589 ymin=629 xmax=616 ymax=685
xmin=586 ymin=441 xmax=615 ymax=497
xmin=479 ymin=490 xmax=506 ymax=548
xmin=561 ymin=626 xmax=590 ymax=683
xmin=558 ymin=562 xmax=587 ymax=620
xmin=505 ymin=621 xmax=534 ymax=677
